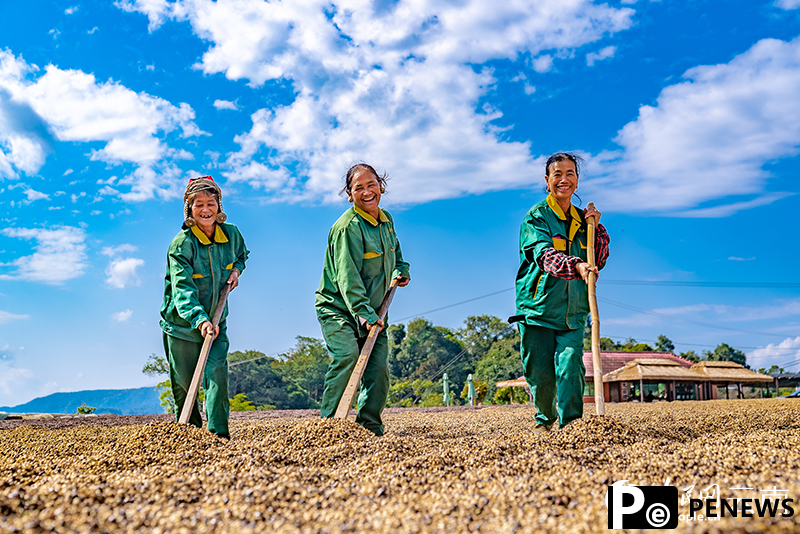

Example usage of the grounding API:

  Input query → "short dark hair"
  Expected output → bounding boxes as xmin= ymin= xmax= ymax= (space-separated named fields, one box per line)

xmin=545 ymin=152 xmax=582 ymax=177
xmin=340 ymin=163 xmax=389 ymax=196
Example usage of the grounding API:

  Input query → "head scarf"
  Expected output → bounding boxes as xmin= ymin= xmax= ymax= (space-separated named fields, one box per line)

xmin=183 ymin=176 xmax=227 ymax=227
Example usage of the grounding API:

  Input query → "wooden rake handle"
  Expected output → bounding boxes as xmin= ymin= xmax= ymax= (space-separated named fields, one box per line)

xmin=178 ymin=282 xmax=233 ymax=425
xmin=586 ymin=202 xmax=606 ymax=416
xmin=334 ymin=278 xmax=400 ymax=419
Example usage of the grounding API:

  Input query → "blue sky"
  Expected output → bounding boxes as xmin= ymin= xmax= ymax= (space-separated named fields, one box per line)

xmin=2 ymin=0 xmax=800 ymax=407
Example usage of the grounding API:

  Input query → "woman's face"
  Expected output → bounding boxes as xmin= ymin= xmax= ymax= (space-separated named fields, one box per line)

xmin=349 ymin=170 xmax=382 ymax=215
xmin=545 ymin=159 xmax=578 ymax=206
xmin=191 ymin=191 xmax=219 ymax=232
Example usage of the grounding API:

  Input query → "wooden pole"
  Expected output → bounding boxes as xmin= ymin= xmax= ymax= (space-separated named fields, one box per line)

xmin=334 ymin=279 xmax=400 ymax=419
xmin=586 ymin=203 xmax=606 ymax=415
xmin=179 ymin=283 xmax=232 ymax=425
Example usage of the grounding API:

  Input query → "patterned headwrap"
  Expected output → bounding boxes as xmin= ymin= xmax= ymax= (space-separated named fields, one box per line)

xmin=183 ymin=176 xmax=227 ymax=227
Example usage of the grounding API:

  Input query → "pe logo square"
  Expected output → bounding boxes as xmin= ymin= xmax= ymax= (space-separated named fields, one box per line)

xmin=606 ymin=484 xmax=679 ymax=529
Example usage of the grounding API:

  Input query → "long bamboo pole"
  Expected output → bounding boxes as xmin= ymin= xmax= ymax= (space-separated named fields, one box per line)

xmin=178 ymin=283 xmax=232 ymax=425
xmin=586 ymin=202 xmax=606 ymax=416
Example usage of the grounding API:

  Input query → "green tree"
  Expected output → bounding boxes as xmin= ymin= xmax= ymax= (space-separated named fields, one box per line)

xmin=386 ymin=378 xmax=443 ymax=407
xmin=228 ymin=350 xmax=313 ymax=409
xmin=703 ymin=343 xmax=748 ymax=368
xmin=76 ymin=403 xmax=96 ymax=415
xmin=456 ymin=315 xmax=515 ymax=363
xmin=758 ymin=365 xmax=786 ymax=375
xmin=493 ymin=387 xmax=528 ymax=405
xmin=655 ymin=335 xmax=675 ymax=353
xmin=679 ymin=350 xmax=700 ymax=363
xmin=142 ymin=353 xmax=175 ymax=414
xmin=474 ymin=334 xmax=522 ymax=402
xmin=229 ymin=393 xmax=256 ymax=411
xmin=274 ymin=337 xmax=330 ymax=404
xmin=388 ymin=318 xmax=466 ymax=392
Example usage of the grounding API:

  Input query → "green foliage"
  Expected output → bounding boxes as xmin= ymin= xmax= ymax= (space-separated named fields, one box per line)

xmin=493 ymin=387 xmax=528 ymax=405
xmin=141 ymin=353 xmax=174 ymax=414
xmin=76 ymin=403 xmax=96 ymax=415
xmin=229 ymin=393 xmax=256 ymax=411
xmin=758 ymin=365 xmax=786 ymax=375
xmin=228 ymin=350 xmax=313 ymax=409
xmin=456 ymin=315 xmax=515 ymax=362
xmin=474 ymin=334 xmax=522 ymax=402
xmin=703 ymin=343 xmax=748 ymax=368
xmin=595 ymin=337 xmax=654 ymax=352
xmin=156 ymin=379 xmax=175 ymax=414
xmin=386 ymin=378 xmax=442 ymax=407
xmin=655 ymin=335 xmax=675 ymax=353
xmin=273 ymin=337 xmax=330 ymax=404
xmin=142 ymin=353 xmax=170 ymax=376
xmin=388 ymin=318 xmax=466 ymax=392
xmin=680 ymin=350 xmax=700 ymax=363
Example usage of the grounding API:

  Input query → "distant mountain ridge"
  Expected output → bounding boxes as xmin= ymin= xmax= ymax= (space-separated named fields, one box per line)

xmin=0 ymin=387 xmax=164 ymax=415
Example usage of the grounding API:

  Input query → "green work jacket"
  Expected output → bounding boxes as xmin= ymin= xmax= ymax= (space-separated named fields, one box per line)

xmin=315 ymin=207 xmax=410 ymax=330
xmin=512 ymin=195 xmax=604 ymax=331
xmin=160 ymin=223 xmax=249 ymax=343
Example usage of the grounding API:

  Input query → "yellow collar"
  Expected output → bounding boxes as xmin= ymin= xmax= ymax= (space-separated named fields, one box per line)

xmin=353 ymin=206 xmax=389 ymax=226
xmin=546 ymin=194 xmax=581 ymax=221
xmin=546 ymin=194 xmax=582 ymax=242
xmin=190 ymin=224 xmax=229 ymax=245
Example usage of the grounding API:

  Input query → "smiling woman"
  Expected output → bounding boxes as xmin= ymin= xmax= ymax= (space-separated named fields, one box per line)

xmin=510 ymin=153 xmax=610 ymax=432
xmin=315 ymin=164 xmax=411 ymax=436
xmin=159 ymin=177 xmax=249 ymax=439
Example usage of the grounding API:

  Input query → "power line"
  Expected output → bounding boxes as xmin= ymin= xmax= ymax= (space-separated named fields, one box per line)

xmin=394 ymin=288 xmax=513 ymax=322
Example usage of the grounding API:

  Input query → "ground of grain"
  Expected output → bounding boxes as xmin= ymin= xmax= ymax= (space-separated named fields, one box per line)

xmin=2 ymin=400 xmax=799 ymax=533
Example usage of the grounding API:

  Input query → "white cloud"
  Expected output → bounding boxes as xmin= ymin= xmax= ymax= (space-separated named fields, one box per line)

xmin=729 ymin=256 xmax=755 ymax=262
xmin=213 ymin=99 xmax=238 ymax=110
xmin=88 ymin=27 xmax=98 ymax=35
xmin=105 ymin=257 xmax=145 ymax=288
xmin=24 ymin=188 xmax=49 ymax=202
xmin=65 ymin=6 xmax=79 ymax=15
xmin=586 ymin=45 xmax=616 ymax=66
xmin=775 ymin=0 xmax=800 ymax=9
xmin=0 ymin=226 xmax=87 ymax=284
xmin=111 ymin=309 xmax=134 ymax=322
xmin=0 ymin=49 xmax=204 ymax=201
xmin=118 ymin=0 xmax=634 ymax=204
xmin=586 ymin=36 xmax=800 ymax=215
xmin=63 ymin=168 xmax=73 ymax=175
xmin=749 ymin=336 xmax=800 ymax=370
xmin=101 ymin=243 xmax=138 ymax=256
xmin=0 ymin=310 xmax=29 ymax=324
xmin=0 ymin=365 xmax=34 ymax=398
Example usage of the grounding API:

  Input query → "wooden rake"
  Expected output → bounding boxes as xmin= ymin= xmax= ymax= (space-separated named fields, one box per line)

xmin=587 ymin=202 xmax=606 ymax=416
xmin=178 ymin=283 xmax=232 ymax=425
xmin=334 ymin=278 xmax=400 ymax=419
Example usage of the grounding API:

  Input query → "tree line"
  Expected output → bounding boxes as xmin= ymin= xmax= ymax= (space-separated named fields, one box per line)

xmin=143 ymin=315 xmax=779 ymax=412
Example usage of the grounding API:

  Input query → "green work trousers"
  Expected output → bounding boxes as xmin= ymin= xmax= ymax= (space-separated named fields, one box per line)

xmin=163 ymin=331 xmax=230 ymax=437
xmin=318 ymin=314 xmax=389 ymax=436
xmin=519 ymin=323 xmax=585 ymax=428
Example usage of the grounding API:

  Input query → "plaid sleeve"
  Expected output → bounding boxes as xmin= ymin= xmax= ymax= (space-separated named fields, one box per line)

xmin=596 ymin=224 xmax=610 ymax=269
xmin=538 ymin=247 xmax=583 ymax=280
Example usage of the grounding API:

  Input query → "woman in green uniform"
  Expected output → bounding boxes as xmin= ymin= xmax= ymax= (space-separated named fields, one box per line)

xmin=316 ymin=164 xmax=410 ymax=436
xmin=510 ymin=153 xmax=609 ymax=431
xmin=160 ymin=177 xmax=249 ymax=438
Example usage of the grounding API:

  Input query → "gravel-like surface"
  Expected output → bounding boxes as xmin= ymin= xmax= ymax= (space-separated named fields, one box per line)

xmin=2 ymin=400 xmax=799 ymax=533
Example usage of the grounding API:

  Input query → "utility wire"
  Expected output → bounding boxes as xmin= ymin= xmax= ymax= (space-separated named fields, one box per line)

xmin=394 ymin=288 xmax=513 ymax=322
